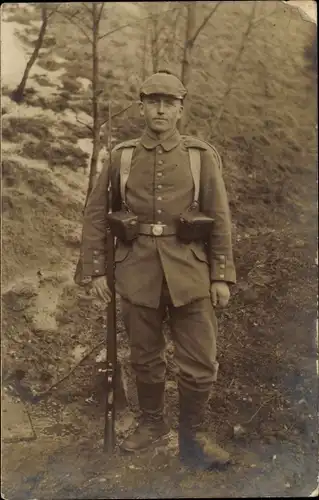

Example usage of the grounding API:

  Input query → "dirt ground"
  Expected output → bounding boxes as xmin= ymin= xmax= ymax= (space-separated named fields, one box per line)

xmin=1 ymin=2 xmax=318 ymax=498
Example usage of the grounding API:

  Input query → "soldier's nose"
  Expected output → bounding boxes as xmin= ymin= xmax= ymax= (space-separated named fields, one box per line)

xmin=157 ymin=101 xmax=165 ymax=114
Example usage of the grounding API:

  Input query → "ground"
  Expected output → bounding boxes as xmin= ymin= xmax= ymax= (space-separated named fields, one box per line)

xmin=1 ymin=2 xmax=318 ymax=499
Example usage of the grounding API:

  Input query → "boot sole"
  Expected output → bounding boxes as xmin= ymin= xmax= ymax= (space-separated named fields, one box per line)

xmin=120 ymin=430 xmax=172 ymax=454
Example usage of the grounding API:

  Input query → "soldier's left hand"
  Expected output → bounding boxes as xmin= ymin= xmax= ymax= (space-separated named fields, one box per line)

xmin=210 ymin=281 xmax=230 ymax=308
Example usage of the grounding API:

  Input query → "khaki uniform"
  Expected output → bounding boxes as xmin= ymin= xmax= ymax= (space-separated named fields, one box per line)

xmin=77 ymin=129 xmax=236 ymax=392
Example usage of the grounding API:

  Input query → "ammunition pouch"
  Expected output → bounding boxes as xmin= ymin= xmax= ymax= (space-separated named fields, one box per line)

xmin=176 ymin=207 xmax=214 ymax=242
xmin=106 ymin=211 xmax=140 ymax=242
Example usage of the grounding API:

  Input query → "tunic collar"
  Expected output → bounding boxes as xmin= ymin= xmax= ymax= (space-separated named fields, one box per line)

xmin=140 ymin=129 xmax=181 ymax=151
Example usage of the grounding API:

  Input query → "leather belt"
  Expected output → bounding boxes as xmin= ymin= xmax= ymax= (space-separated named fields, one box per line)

xmin=139 ymin=223 xmax=176 ymax=236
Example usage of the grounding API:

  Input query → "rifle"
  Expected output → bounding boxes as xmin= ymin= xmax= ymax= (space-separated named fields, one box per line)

xmin=103 ymin=102 xmax=117 ymax=453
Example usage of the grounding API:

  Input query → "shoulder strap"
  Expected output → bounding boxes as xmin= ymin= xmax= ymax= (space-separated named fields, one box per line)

xmin=120 ymin=147 xmax=135 ymax=203
xmin=188 ymin=148 xmax=201 ymax=204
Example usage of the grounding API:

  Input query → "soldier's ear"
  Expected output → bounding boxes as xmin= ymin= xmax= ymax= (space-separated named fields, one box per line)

xmin=139 ymin=100 xmax=145 ymax=117
xmin=178 ymin=101 xmax=184 ymax=118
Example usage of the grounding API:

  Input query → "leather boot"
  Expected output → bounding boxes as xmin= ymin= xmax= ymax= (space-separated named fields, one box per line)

xmin=120 ymin=380 xmax=170 ymax=452
xmin=178 ymin=385 xmax=231 ymax=470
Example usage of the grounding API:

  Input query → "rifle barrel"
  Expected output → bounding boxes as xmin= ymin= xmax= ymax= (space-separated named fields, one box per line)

xmin=104 ymin=225 xmax=117 ymax=453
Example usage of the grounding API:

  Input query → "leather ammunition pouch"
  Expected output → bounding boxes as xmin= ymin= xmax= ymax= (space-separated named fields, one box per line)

xmin=176 ymin=204 xmax=214 ymax=242
xmin=112 ymin=138 xmax=219 ymax=244
xmin=106 ymin=210 xmax=140 ymax=242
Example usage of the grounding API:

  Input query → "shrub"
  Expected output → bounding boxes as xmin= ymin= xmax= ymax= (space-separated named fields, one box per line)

xmin=42 ymin=35 xmax=57 ymax=49
xmin=6 ymin=11 xmax=32 ymax=24
xmin=61 ymin=76 xmax=82 ymax=94
xmin=37 ymin=56 xmax=62 ymax=72
xmin=3 ymin=116 xmax=52 ymax=141
xmin=1 ymin=159 xmax=22 ymax=187
xmin=45 ymin=96 xmax=70 ymax=113
xmin=22 ymin=140 xmax=89 ymax=170
xmin=32 ymin=74 xmax=56 ymax=87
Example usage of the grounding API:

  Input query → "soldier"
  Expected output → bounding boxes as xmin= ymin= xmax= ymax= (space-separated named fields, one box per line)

xmin=75 ymin=70 xmax=236 ymax=470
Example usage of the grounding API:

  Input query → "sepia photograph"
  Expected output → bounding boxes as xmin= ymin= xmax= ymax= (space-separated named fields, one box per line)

xmin=1 ymin=1 xmax=318 ymax=498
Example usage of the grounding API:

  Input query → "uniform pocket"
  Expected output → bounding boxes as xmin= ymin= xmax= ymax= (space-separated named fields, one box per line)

xmin=190 ymin=245 xmax=209 ymax=263
xmin=115 ymin=243 xmax=131 ymax=263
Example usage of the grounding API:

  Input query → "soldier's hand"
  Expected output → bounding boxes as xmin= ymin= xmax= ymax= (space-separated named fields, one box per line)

xmin=210 ymin=281 xmax=230 ymax=308
xmin=91 ymin=276 xmax=112 ymax=304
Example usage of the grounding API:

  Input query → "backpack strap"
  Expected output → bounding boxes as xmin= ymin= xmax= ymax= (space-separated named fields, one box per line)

xmin=120 ymin=147 xmax=135 ymax=203
xmin=182 ymin=135 xmax=222 ymax=205
xmin=188 ymin=148 xmax=201 ymax=204
xmin=112 ymin=139 xmax=139 ymax=205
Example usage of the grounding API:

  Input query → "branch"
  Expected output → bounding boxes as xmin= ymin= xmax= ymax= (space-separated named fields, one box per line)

xmin=100 ymin=103 xmax=133 ymax=127
xmin=47 ymin=4 xmax=62 ymax=20
xmin=99 ymin=20 xmax=134 ymax=40
xmin=57 ymin=11 xmax=93 ymax=43
xmin=243 ymin=396 xmax=276 ymax=424
xmin=32 ymin=340 xmax=105 ymax=402
xmin=97 ymin=2 xmax=105 ymax=23
xmin=191 ymin=1 xmax=222 ymax=45
xmin=76 ymin=113 xmax=93 ymax=132
xmin=81 ymin=2 xmax=93 ymax=15
xmin=212 ymin=1 xmax=257 ymax=131
xmin=99 ymin=5 xmax=184 ymax=41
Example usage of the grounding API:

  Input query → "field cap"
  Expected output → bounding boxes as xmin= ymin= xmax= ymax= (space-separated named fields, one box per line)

xmin=140 ymin=72 xmax=187 ymax=100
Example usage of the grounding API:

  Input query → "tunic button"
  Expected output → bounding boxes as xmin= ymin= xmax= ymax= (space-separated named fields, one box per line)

xmin=94 ymin=270 xmax=100 ymax=274
xmin=158 ymin=160 xmax=163 ymax=165
xmin=220 ymin=264 xmax=225 ymax=269
xmin=158 ymin=148 xmax=163 ymax=154
xmin=219 ymin=274 xmax=225 ymax=279
xmin=93 ymin=259 xmax=98 ymax=264
xmin=157 ymin=172 xmax=163 ymax=176
xmin=157 ymin=209 xmax=162 ymax=214
xmin=158 ymin=184 xmax=162 ymax=189
xmin=157 ymin=196 xmax=162 ymax=201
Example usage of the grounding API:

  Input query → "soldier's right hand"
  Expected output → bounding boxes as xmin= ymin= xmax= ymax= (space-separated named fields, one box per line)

xmin=91 ymin=276 xmax=112 ymax=304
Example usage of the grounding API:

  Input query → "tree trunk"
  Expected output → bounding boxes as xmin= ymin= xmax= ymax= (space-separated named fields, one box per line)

xmin=86 ymin=4 xmax=101 ymax=204
xmin=11 ymin=7 xmax=48 ymax=103
xmin=151 ymin=15 xmax=160 ymax=73
xmin=141 ymin=22 xmax=148 ymax=81
xmin=179 ymin=3 xmax=196 ymax=134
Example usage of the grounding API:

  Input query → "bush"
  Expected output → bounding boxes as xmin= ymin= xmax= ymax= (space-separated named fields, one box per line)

xmin=37 ymin=56 xmax=63 ymax=72
xmin=61 ymin=76 xmax=82 ymax=94
xmin=6 ymin=11 xmax=32 ymax=24
xmin=61 ymin=120 xmax=90 ymax=140
xmin=22 ymin=140 xmax=89 ymax=170
xmin=3 ymin=116 xmax=53 ymax=141
xmin=32 ymin=74 xmax=56 ymax=87
xmin=1 ymin=159 xmax=22 ymax=187
xmin=42 ymin=35 xmax=57 ymax=49
xmin=45 ymin=96 xmax=70 ymax=113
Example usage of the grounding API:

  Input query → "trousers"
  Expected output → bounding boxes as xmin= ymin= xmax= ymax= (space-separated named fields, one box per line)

xmin=121 ymin=279 xmax=219 ymax=393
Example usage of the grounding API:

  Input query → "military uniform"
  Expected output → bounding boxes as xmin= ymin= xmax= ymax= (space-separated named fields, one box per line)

xmin=76 ymin=72 xmax=236 ymax=469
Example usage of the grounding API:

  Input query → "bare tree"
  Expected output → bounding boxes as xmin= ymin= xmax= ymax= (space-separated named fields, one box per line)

xmin=10 ymin=4 xmax=61 ymax=103
xmin=141 ymin=3 xmax=183 ymax=77
xmin=58 ymin=3 xmax=138 ymax=203
xmin=179 ymin=1 xmax=221 ymax=133
xmin=212 ymin=1 xmax=257 ymax=134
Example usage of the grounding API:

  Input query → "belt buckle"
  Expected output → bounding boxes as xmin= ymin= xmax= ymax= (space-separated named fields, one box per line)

xmin=152 ymin=224 xmax=164 ymax=236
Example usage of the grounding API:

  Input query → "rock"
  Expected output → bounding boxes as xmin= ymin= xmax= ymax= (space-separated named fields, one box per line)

xmin=2 ymin=281 xmax=38 ymax=312
xmin=2 ymin=392 xmax=36 ymax=442
xmin=59 ymin=220 xmax=82 ymax=247
xmin=233 ymin=424 xmax=246 ymax=439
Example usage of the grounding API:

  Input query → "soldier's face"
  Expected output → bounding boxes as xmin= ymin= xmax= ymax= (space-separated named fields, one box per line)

xmin=139 ymin=94 xmax=183 ymax=133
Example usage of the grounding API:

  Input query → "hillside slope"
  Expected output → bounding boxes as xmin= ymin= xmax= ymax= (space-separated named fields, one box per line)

xmin=1 ymin=2 xmax=318 ymax=499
